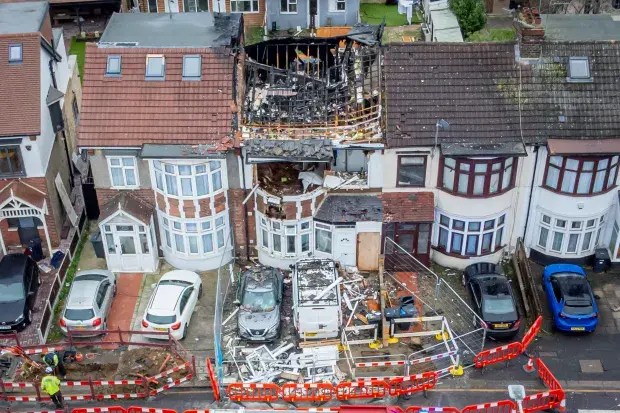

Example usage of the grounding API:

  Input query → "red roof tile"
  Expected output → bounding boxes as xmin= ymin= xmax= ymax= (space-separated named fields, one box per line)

xmin=0 ymin=180 xmax=46 ymax=210
xmin=0 ymin=33 xmax=41 ymax=137
xmin=381 ymin=192 xmax=435 ymax=223
xmin=78 ymin=45 xmax=235 ymax=148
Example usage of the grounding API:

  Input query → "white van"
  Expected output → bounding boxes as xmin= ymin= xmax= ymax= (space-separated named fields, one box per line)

xmin=292 ymin=259 xmax=342 ymax=340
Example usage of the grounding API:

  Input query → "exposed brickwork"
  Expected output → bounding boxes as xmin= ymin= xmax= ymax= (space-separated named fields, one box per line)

xmin=228 ymin=188 xmax=248 ymax=259
xmin=198 ymin=198 xmax=212 ymax=217
xmin=183 ymin=200 xmax=197 ymax=219
xmin=156 ymin=192 xmax=166 ymax=211
xmin=256 ymin=194 xmax=266 ymax=215
xmin=283 ymin=202 xmax=297 ymax=220
xmin=168 ymin=197 xmax=181 ymax=217
xmin=214 ymin=192 xmax=227 ymax=214
xmin=300 ymin=199 xmax=312 ymax=218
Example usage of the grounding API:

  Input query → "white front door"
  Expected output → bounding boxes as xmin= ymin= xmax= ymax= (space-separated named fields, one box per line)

xmin=165 ymin=0 xmax=179 ymax=12
xmin=213 ymin=0 xmax=225 ymax=12
xmin=333 ymin=227 xmax=356 ymax=267
xmin=102 ymin=222 xmax=155 ymax=273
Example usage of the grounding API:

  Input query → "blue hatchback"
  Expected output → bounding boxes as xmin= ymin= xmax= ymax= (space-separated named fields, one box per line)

xmin=542 ymin=264 xmax=598 ymax=333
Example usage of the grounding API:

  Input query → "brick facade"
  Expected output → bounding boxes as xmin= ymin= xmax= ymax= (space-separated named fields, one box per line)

xmin=228 ymin=188 xmax=251 ymax=259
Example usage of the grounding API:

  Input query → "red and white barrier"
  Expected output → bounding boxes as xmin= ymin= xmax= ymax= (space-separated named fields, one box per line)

xmin=151 ymin=374 xmax=193 ymax=395
xmin=409 ymin=350 xmax=458 ymax=365
xmin=355 ymin=360 xmax=407 ymax=368
xmin=151 ymin=362 xmax=190 ymax=380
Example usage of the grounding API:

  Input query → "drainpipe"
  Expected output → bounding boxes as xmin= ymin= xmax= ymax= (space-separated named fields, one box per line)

xmin=522 ymin=145 xmax=540 ymax=243
xmin=239 ymin=149 xmax=251 ymax=262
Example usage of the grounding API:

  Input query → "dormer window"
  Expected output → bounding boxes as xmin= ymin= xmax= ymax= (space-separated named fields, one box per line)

xmin=182 ymin=55 xmax=201 ymax=80
xmin=146 ymin=55 xmax=165 ymax=79
xmin=9 ymin=44 xmax=22 ymax=63
xmin=567 ymin=57 xmax=592 ymax=83
xmin=106 ymin=55 xmax=121 ymax=75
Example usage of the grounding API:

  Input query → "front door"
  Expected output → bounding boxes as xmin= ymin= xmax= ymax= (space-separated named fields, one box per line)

xmin=116 ymin=225 xmax=140 ymax=271
xmin=213 ymin=0 xmax=225 ymax=12
xmin=357 ymin=232 xmax=380 ymax=271
xmin=101 ymin=222 xmax=155 ymax=272
xmin=165 ymin=0 xmax=179 ymax=12
xmin=333 ymin=226 xmax=356 ymax=267
xmin=383 ymin=222 xmax=432 ymax=268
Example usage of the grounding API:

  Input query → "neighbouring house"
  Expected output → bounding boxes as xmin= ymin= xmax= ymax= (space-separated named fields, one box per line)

xmin=78 ymin=12 xmax=243 ymax=272
xmin=236 ymin=25 xmax=385 ymax=270
xmin=383 ymin=17 xmax=620 ymax=269
xmin=265 ymin=0 xmax=360 ymax=31
xmin=0 ymin=1 xmax=82 ymax=257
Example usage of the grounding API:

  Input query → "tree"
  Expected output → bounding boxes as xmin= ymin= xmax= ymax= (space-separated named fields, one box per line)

xmin=450 ymin=0 xmax=487 ymax=38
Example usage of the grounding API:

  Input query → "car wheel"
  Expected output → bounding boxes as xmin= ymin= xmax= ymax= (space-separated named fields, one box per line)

xmin=198 ymin=284 xmax=203 ymax=299
xmin=181 ymin=323 xmax=188 ymax=340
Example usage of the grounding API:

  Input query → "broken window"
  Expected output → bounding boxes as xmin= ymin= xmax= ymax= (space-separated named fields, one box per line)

xmin=397 ymin=155 xmax=426 ymax=187
xmin=332 ymin=149 xmax=367 ymax=173
xmin=258 ymin=213 xmax=312 ymax=257
xmin=315 ymin=222 xmax=332 ymax=254
xmin=257 ymin=162 xmax=325 ymax=197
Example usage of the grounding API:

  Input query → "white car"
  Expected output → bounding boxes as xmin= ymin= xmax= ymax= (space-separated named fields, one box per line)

xmin=141 ymin=270 xmax=202 ymax=340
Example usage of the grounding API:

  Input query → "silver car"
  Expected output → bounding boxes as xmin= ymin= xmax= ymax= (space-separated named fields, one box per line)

xmin=236 ymin=266 xmax=283 ymax=342
xmin=60 ymin=269 xmax=116 ymax=335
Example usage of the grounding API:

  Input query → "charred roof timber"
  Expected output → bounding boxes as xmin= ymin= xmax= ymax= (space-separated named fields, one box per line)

xmin=241 ymin=24 xmax=384 ymax=144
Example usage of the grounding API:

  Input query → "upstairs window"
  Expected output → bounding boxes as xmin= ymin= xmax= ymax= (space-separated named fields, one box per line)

xmin=567 ymin=57 xmax=592 ymax=83
xmin=108 ymin=156 xmax=139 ymax=188
xmin=329 ymin=0 xmax=345 ymax=11
xmin=397 ymin=155 xmax=426 ymax=187
xmin=231 ymin=0 xmax=259 ymax=12
xmin=439 ymin=157 xmax=516 ymax=197
xmin=544 ymin=155 xmax=618 ymax=195
xmin=106 ymin=55 xmax=121 ymax=76
xmin=9 ymin=44 xmax=22 ymax=63
xmin=280 ymin=0 xmax=297 ymax=12
xmin=0 ymin=145 xmax=24 ymax=177
xmin=182 ymin=55 xmax=201 ymax=80
xmin=145 ymin=55 xmax=165 ymax=79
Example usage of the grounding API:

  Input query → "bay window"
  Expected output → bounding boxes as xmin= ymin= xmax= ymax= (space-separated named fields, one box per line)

xmin=536 ymin=212 xmax=605 ymax=255
xmin=258 ymin=213 xmax=312 ymax=257
xmin=160 ymin=212 xmax=228 ymax=257
xmin=439 ymin=157 xmax=516 ymax=197
xmin=544 ymin=155 xmax=618 ymax=195
xmin=436 ymin=212 xmax=506 ymax=256
xmin=154 ymin=160 xmax=223 ymax=198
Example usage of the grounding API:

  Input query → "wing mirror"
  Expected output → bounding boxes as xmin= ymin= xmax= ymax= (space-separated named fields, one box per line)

xmin=233 ymin=299 xmax=241 ymax=306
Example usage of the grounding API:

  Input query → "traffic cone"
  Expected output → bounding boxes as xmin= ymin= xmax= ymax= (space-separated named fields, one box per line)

xmin=523 ymin=357 xmax=535 ymax=373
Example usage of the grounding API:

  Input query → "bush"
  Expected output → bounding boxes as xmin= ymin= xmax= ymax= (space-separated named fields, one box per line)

xmin=450 ymin=0 xmax=487 ymax=38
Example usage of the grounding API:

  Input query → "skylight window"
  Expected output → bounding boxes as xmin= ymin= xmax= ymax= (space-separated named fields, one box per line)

xmin=182 ymin=55 xmax=201 ymax=80
xmin=567 ymin=57 xmax=592 ymax=83
xmin=106 ymin=55 xmax=121 ymax=75
xmin=9 ymin=44 xmax=22 ymax=63
xmin=146 ymin=55 xmax=165 ymax=79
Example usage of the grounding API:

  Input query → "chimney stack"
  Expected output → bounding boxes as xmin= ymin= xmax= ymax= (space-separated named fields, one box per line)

xmin=514 ymin=8 xmax=545 ymax=59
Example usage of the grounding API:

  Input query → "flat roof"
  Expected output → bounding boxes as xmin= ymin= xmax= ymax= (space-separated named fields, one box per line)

xmin=542 ymin=14 xmax=620 ymax=41
xmin=98 ymin=12 xmax=241 ymax=48
xmin=0 ymin=1 xmax=47 ymax=35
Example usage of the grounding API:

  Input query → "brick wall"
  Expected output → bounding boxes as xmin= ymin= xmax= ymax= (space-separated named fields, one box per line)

xmin=228 ymin=188 xmax=249 ymax=259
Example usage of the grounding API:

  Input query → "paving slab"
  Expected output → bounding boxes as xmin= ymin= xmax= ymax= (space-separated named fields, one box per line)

xmin=579 ymin=359 xmax=604 ymax=373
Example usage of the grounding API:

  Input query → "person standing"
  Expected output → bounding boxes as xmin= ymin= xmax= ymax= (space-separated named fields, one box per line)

xmin=43 ymin=351 xmax=66 ymax=378
xmin=41 ymin=367 xmax=64 ymax=409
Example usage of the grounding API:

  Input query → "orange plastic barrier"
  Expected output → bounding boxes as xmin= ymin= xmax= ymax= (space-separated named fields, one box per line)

xmin=406 ymin=407 xmax=460 ymax=413
xmin=72 ymin=408 xmax=127 ymax=413
xmin=461 ymin=400 xmax=517 ymax=413
xmin=335 ymin=380 xmax=389 ymax=401
xmin=126 ymin=408 xmax=178 ymax=413
xmin=340 ymin=407 xmax=403 ymax=413
xmin=388 ymin=372 xmax=438 ymax=396
xmin=473 ymin=341 xmax=523 ymax=369
xmin=183 ymin=411 xmax=210 ymax=413
xmin=535 ymin=358 xmax=562 ymax=392
xmin=522 ymin=389 xmax=564 ymax=413
xmin=226 ymin=383 xmax=280 ymax=403
xmin=521 ymin=315 xmax=543 ymax=352
xmin=281 ymin=382 xmax=334 ymax=403
xmin=205 ymin=358 xmax=220 ymax=401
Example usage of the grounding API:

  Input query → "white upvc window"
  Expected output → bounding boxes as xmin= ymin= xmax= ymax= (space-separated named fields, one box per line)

xmin=108 ymin=156 xmax=139 ymax=188
xmin=280 ymin=0 xmax=297 ymax=13
xmin=536 ymin=211 xmax=606 ymax=256
xmin=231 ymin=0 xmax=259 ymax=12
xmin=258 ymin=213 xmax=312 ymax=257
xmin=315 ymin=222 xmax=333 ymax=254
xmin=435 ymin=212 xmax=506 ymax=257
xmin=329 ymin=0 xmax=346 ymax=12
xmin=153 ymin=160 xmax=223 ymax=198
xmin=160 ymin=211 xmax=229 ymax=257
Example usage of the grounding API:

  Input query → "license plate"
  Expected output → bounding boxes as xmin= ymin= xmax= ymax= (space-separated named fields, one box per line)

xmin=155 ymin=327 xmax=168 ymax=331
xmin=571 ymin=326 xmax=586 ymax=331
xmin=74 ymin=326 xmax=86 ymax=330
xmin=0 ymin=326 xmax=11 ymax=330
xmin=304 ymin=332 xmax=318 ymax=337
xmin=493 ymin=323 xmax=510 ymax=329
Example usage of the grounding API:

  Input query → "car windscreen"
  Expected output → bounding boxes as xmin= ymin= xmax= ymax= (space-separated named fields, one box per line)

xmin=64 ymin=308 xmax=95 ymax=321
xmin=482 ymin=296 xmax=515 ymax=315
xmin=146 ymin=313 xmax=176 ymax=324
xmin=0 ymin=281 xmax=25 ymax=302
xmin=242 ymin=288 xmax=277 ymax=313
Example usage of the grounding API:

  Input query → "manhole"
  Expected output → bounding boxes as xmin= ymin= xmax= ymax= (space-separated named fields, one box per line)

xmin=579 ymin=359 xmax=604 ymax=373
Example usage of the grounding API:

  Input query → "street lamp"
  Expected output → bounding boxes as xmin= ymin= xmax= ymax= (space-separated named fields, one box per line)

xmin=432 ymin=118 xmax=450 ymax=157
xmin=508 ymin=384 xmax=526 ymax=413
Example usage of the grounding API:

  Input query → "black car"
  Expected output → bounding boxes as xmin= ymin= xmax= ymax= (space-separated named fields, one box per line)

xmin=463 ymin=262 xmax=521 ymax=339
xmin=0 ymin=254 xmax=40 ymax=332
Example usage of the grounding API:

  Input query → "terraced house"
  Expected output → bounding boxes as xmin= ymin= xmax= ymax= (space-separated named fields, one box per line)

xmin=0 ymin=1 xmax=81 ymax=257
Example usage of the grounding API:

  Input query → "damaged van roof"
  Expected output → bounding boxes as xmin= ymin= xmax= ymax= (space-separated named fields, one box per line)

xmin=295 ymin=259 xmax=339 ymax=305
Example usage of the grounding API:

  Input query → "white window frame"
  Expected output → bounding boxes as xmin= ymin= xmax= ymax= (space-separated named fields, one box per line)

xmin=280 ymin=0 xmax=297 ymax=13
xmin=258 ymin=212 xmax=312 ymax=257
xmin=435 ymin=211 xmax=506 ymax=257
xmin=329 ymin=0 xmax=346 ymax=12
xmin=536 ymin=210 xmax=606 ymax=256
xmin=182 ymin=55 xmax=201 ymax=80
xmin=145 ymin=55 xmax=165 ymax=79
xmin=153 ymin=160 xmax=224 ymax=199
xmin=107 ymin=156 xmax=139 ymax=189
xmin=159 ymin=211 xmax=229 ymax=257
xmin=315 ymin=222 xmax=333 ymax=254
xmin=9 ymin=44 xmax=22 ymax=63
xmin=106 ymin=55 xmax=121 ymax=76
xmin=230 ymin=0 xmax=259 ymax=13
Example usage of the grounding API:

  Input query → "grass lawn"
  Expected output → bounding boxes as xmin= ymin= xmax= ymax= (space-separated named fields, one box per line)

xmin=69 ymin=37 xmax=86 ymax=80
xmin=360 ymin=3 xmax=420 ymax=26
xmin=245 ymin=26 xmax=265 ymax=45
xmin=467 ymin=27 xmax=516 ymax=42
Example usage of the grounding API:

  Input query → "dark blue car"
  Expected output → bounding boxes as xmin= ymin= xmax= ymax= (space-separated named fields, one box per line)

xmin=542 ymin=264 xmax=598 ymax=333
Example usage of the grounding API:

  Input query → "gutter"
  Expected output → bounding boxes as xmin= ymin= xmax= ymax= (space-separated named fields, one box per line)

xmin=41 ymin=38 xmax=62 ymax=62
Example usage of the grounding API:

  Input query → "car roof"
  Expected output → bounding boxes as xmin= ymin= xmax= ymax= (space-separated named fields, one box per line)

xmin=552 ymin=273 xmax=591 ymax=296
xmin=0 ymin=254 xmax=29 ymax=281
xmin=149 ymin=283 xmax=185 ymax=313
xmin=66 ymin=279 xmax=100 ymax=308
xmin=465 ymin=262 xmax=502 ymax=278
xmin=161 ymin=270 xmax=200 ymax=284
